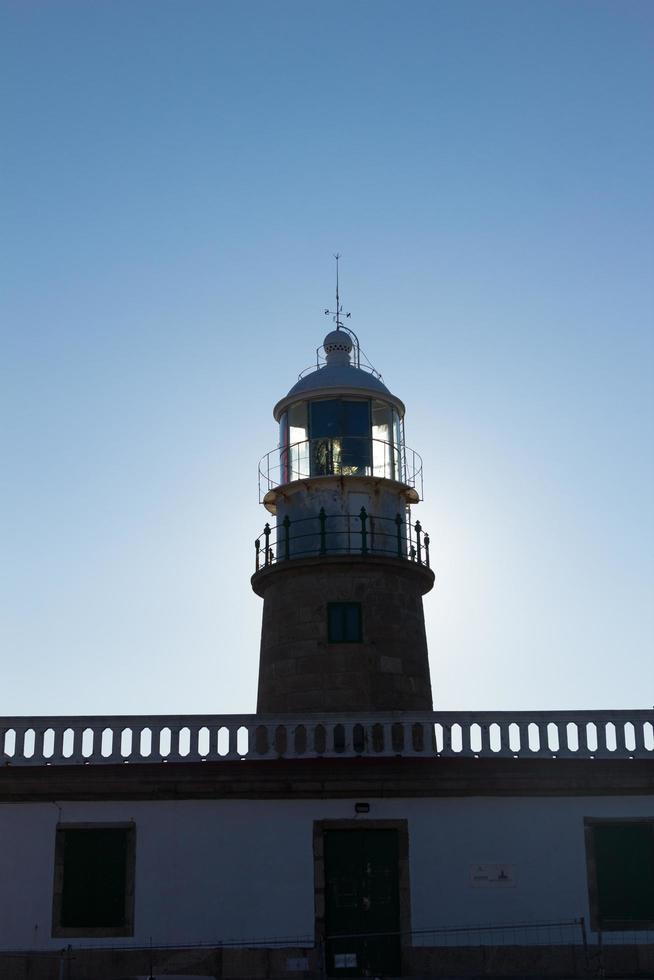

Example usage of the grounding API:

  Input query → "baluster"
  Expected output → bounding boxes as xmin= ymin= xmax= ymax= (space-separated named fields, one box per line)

xmin=255 ymin=537 xmax=261 ymax=572
xmin=109 ymin=725 xmax=123 ymax=762
xmin=207 ymin=726 xmax=219 ymax=761
xmin=614 ymin=720 xmax=626 ymax=755
xmin=577 ymin=722 xmax=589 ymax=756
xmin=633 ymin=718 xmax=646 ymax=754
xmin=13 ymin=727 xmax=25 ymax=763
xmin=326 ymin=724 xmax=339 ymax=755
xmin=342 ymin=723 xmax=355 ymax=754
xmin=518 ymin=722 xmax=529 ymax=756
xmin=381 ymin=722 xmax=393 ymax=756
xmin=167 ymin=726 xmax=181 ymax=761
xmin=465 ymin=721 xmax=476 ymax=756
xmin=553 ymin=721 xmax=568 ymax=756
xmin=424 ymin=533 xmax=430 ymax=569
xmin=479 ymin=723 xmax=489 ymax=756
xmin=188 ymin=727 xmax=200 ymax=759
xmin=263 ymin=523 xmax=271 ymax=566
xmin=89 ymin=727 xmax=103 ymax=761
xmin=395 ymin=513 xmax=403 ymax=558
xmin=496 ymin=721 xmax=510 ymax=756
xmin=415 ymin=521 xmax=423 ymax=565
xmin=319 ymin=507 xmax=327 ymax=555
xmin=536 ymin=723 xmax=548 ymax=756
xmin=264 ymin=725 xmax=277 ymax=759
xmin=273 ymin=723 xmax=289 ymax=757
xmin=57 ymin=725 xmax=71 ymax=763
xmin=223 ymin=724 xmax=237 ymax=760
xmin=283 ymin=515 xmax=291 ymax=560
xmin=47 ymin=725 xmax=62 ymax=763
xmin=36 ymin=727 xmax=49 ymax=764
xmin=359 ymin=507 xmax=368 ymax=555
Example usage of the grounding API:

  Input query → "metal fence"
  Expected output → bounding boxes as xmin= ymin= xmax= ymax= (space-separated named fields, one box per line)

xmin=3 ymin=917 xmax=651 ymax=979
xmin=258 ymin=437 xmax=423 ymax=499
xmin=254 ymin=508 xmax=430 ymax=571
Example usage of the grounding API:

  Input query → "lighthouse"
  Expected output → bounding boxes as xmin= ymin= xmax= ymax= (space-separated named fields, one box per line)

xmin=252 ymin=281 xmax=435 ymax=713
xmin=2 ymin=277 xmax=653 ymax=980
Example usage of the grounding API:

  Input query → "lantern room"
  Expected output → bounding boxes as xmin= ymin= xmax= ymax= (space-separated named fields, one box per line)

xmin=259 ymin=327 xmax=422 ymax=511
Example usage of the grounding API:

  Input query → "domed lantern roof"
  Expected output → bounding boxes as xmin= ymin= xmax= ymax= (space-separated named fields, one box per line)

xmin=273 ymin=328 xmax=405 ymax=421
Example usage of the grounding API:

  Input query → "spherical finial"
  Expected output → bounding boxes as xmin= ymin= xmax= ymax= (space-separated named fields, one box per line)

xmin=323 ymin=330 xmax=353 ymax=364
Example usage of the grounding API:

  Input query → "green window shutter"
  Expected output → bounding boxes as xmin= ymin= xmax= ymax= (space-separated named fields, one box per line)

xmin=594 ymin=823 xmax=654 ymax=925
xmin=328 ymin=602 xmax=362 ymax=643
xmin=61 ymin=829 xmax=129 ymax=928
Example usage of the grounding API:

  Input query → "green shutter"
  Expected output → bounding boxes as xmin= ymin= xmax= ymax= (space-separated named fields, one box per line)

xmin=594 ymin=823 xmax=654 ymax=924
xmin=61 ymin=829 xmax=129 ymax=928
xmin=328 ymin=603 xmax=362 ymax=643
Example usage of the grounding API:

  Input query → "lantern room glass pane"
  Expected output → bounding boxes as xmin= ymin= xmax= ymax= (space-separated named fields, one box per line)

xmin=372 ymin=400 xmax=392 ymax=479
xmin=393 ymin=409 xmax=405 ymax=483
xmin=309 ymin=399 xmax=370 ymax=438
xmin=287 ymin=401 xmax=309 ymax=481
xmin=288 ymin=401 xmax=308 ymax=439
xmin=310 ymin=400 xmax=371 ymax=477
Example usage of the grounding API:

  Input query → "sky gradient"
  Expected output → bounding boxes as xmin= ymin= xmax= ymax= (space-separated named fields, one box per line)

xmin=2 ymin=0 xmax=653 ymax=716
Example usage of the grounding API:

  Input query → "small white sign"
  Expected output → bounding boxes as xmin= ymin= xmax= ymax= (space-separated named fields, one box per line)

xmin=334 ymin=952 xmax=358 ymax=967
xmin=470 ymin=863 xmax=515 ymax=886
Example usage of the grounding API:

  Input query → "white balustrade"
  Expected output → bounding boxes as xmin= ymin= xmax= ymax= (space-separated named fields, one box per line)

xmin=1 ymin=711 xmax=652 ymax=766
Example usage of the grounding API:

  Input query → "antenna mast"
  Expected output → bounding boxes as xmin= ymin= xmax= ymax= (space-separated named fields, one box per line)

xmin=324 ymin=252 xmax=351 ymax=331
xmin=335 ymin=252 xmax=341 ymax=329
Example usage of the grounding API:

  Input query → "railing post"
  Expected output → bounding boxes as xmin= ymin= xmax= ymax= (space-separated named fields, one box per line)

xmin=282 ymin=515 xmax=290 ymax=561
xmin=395 ymin=513 xmax=403 ymax=558
xmin=415 ymin=520 xmax=423 ymax=565
xmin=360 ymin=507 xmax=368 ymax=555
xmin=263 ymin=523 xmax=271 ymax=566
xmin=255 ymin=537 xmax=261 ymax=571
xmin=424 ymin=533 xmax=430 ymax=569
xmin=319 ymin=507 xmax=327 ymax=555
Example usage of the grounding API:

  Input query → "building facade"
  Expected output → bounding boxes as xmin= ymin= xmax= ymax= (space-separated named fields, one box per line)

xmin=1 ymin=322 xmax=653 ymax=979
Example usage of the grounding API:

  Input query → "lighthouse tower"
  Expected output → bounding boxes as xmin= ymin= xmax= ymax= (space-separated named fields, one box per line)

xmin=253 ymin=289 xmax=434 ymax=714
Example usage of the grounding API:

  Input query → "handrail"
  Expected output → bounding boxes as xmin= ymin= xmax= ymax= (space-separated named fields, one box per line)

xmin=2 ymin=710 xmax=652 ymax=766
xmin=254 ymin=509 xmax=430 ymax=571
xmin=258 ymin=436 xmax=423 ymax=499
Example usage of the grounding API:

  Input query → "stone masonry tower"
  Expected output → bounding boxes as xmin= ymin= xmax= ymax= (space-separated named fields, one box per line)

xmin=253 ymin=298 xmax=434 ymax=713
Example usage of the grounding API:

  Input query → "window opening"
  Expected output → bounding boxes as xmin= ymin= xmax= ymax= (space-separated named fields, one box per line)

xmin=53 ymin=824 xmax=135 ymax=937
xmin=586 ymin=819 xmax=654 ymax=929
xmin=328 ymin=602 xmax=362 ymax=643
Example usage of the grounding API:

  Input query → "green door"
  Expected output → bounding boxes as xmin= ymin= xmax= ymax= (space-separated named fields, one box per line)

xmin=324 ymin=829 xmax=401 ymax=977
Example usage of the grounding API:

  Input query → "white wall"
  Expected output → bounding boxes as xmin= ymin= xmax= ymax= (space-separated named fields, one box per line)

xmin=0 ymin=794 xmax=652 ymax=950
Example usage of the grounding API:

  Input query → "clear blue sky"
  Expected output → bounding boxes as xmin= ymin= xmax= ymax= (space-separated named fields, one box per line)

xmin=1 ymin=1 xmax=652 ymax=716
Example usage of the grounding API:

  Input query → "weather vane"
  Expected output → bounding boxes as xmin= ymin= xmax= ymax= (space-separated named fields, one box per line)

xmin=324 ymin=252 xmax=351 ymax=330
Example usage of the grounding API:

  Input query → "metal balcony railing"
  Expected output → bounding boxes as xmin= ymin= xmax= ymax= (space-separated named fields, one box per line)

xmin=258 ymin=437 xmax=423 ymax=500
xmin=2 ymin=710 xmax=652 ymax=766
xmin=254 ymin=509 xmax=430 ymax=572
